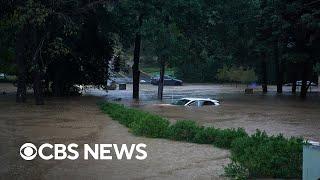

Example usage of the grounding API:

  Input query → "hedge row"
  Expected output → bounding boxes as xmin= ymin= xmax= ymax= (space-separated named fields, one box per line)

xmin=99 ymin=102 xmax=303 ymax=179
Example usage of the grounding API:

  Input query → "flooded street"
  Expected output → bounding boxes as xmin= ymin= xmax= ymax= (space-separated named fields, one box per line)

xmin=86 ymin=84 xmax=320 ymax=141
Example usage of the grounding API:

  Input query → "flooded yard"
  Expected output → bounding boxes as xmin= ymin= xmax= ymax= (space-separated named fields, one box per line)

xmin=86 ymin=84 xmax=320 ymax=141
xmin=0 ymin=83 xmax=229 ymax=179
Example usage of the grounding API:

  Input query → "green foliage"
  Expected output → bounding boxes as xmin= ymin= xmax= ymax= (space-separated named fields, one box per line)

xmin=216 ymin=66 xmax=258 ymax=84
xmin=167 ymin=120 xmax=201 ymax=142
xmin=193 ymin=127 xmax=218 ymax=144
xmin=214 ymin=128 xmax=248 ymax=149
xmin=228 ymin=130 xmax=303 ymax=178
xmin=0 ymin=0 xmax=115 ymax=95
xmin=141 ymin=67 xmax=175 ymax=77
xmin=100 ymin=102 xmax=169 ymax=138
xmin=130 ymin=114 xmax=169 ymax=138
xmin=193 ymin=127 xmax=248 ymax=148
xmin=224 ymin=161 xmax=249 ymax=180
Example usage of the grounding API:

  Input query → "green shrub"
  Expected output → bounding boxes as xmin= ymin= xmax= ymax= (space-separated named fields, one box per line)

xmin=224 ymin=161 xmax=249 ymax=180
xmin=214 ymin=128 xmax=248 ymax=148
xmin=130 ymin=114 xmax=170 ymax=138
xmin=100 ymin=102 xmax=303 ymax=179
xmin=100 ymin=102 xmax=169 ymax=138
xmin=167 ymin=120 xmax=201 ymax=142
xmin=193 ymin=127 xmax=218 ymax=144
xmin=227 ymin=130 xmax=303 ymax=178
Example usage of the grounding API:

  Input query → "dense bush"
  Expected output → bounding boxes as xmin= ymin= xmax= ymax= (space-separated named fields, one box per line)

xmin=130 ymin=114 xmax=169 ymax=138
xmin=224 ymin=161 xmax=249 ymax=180
xmin=227 ymin=130 xmax=303 ymax=179
xmin=99 ymin=102 xmax=303 ymax=179
xmin=100 ymin=102 xmax=169 ymax=137
xmin=193 ymin=127 xmax=218 ymax=144
xmin=167 ymin=120 xmax=201 ymax=142
xmin=214 ymin=128 xmax=248 ymax=149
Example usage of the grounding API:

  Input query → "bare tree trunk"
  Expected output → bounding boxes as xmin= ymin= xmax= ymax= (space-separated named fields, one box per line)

xmin=31 ymin=28 xmax=46 ymax=104
xmin=274 ymin=39 xmax=282 ymax=93
xmin=261 ymin=53 xmax=268 ymax=93
xmin=132 ymin=15 xmax=143 ymax=100
xmin=16 ymin=59 xmax=27 ymax=103
xmin=157 ymin=58 xmax=165 ymax=100
xmin=33 ymin=70 xmax=44 ymax=105
xmin=16 ymin=27 xmax=27 ymax=103
xmin=292 ymin=71 xmax=297 ymax=94
xmin=300 ymin=62 xmax=308 ymax=98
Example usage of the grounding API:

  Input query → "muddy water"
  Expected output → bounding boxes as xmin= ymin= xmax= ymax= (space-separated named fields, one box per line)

xmin=0 ymin=83 xmax=230 ymax=179
xmin=88 ymin=84 xmax=320 ymax=141
xmin=142 ymin=96 xmax=320 ymax=141
xmin=0 ymin=95 xmax=108 ymax=179
xmin=1 ymin=83 xmax=319 ymax=179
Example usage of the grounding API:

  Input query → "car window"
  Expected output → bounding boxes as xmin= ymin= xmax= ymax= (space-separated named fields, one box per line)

xmin=201 ymin=101 xmax=215 ymax=106
xmin=188 ymin=101 xmax=198 ymax=107
xmin=173 ymin=99 xmax=189 ymax=105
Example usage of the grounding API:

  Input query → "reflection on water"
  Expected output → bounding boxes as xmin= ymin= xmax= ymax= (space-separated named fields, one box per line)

xmin=87 ymin=84 xmax=320 ymax=141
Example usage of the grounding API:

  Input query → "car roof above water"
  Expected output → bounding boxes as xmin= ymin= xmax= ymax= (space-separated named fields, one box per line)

xmin=180 ymin=98 xmax=219 ymax=102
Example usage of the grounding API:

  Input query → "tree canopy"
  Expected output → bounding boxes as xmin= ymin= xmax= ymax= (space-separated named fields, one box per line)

xmin=1 ymin=0 xmax=320 ymax=103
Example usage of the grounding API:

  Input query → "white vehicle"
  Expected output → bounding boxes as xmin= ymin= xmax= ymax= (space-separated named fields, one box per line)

xmin=172 ymin=98 xmax=220 ymax=107
xmin=0 ymin=73 xmax=5 ymax=80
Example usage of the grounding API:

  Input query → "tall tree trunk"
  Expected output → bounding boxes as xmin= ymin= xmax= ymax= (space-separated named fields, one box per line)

xmin=33 ymin=70 xmax=44 ymax=105
xmin=261 ymin=53 xmax=268 ymax=93
xmin=16 ymin=27 xmax=27 ymax=103
xmin=16 ymin=58 xmax=27 ymax=103
xmin=300 ymin=62 xmax=308 ymax=98
xmin=157 ymin=58 xmax=165 ymax=100
xmin=292 ymin=69 xmax=297 ymax=94
xmin=132 ymin=15 xmax=143 ymax=100
xmin=31 ymin=28 xmax=46 ymax=104
xmin=274 ymin=39 xmax=282 ymax=93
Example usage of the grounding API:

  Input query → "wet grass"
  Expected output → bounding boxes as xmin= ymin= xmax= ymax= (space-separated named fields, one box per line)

xmin=99 ymin=102 xmax=304 ymax=179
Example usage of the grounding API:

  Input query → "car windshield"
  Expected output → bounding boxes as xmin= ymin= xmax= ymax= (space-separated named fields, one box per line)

xmin=172 ymin=99 xmax=189 ymax=105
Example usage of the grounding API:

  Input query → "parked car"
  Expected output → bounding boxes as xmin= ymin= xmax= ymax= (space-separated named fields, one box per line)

xmin=150 ymin=75 xmax=183 ymax=86
xmin=0 ymin=73 xmax=5 ymax=80
xmin=284 ymin=80 xmax=317 ymax=86
xmin=172 ymin=98 xmax=220 ymax=107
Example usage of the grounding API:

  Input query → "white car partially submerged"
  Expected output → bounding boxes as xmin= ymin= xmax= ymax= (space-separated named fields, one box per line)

xmin=171 ymin=98 xmax=220 ymax=107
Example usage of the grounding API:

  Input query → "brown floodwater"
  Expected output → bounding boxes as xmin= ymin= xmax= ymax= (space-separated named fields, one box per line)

xmin=87 ymin=84 xmax=320 ymax=141
xmin=0 ymin=83 xmax=230 ymax=179
xmin=1 ymin=82 xmax=319 ymax=179
xmin=141 ymin=97 xmax=320 ymax=141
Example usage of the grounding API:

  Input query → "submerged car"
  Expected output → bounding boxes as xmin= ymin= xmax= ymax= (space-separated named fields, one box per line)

xmin=150 ymin=75 xmax=183 ymax=86
xmin=172 ymin=98 xmax=220 ymax=107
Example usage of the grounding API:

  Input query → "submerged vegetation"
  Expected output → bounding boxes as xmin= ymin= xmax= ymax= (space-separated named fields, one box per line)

xmin=99 ymin=102 xmax=304 ymax=179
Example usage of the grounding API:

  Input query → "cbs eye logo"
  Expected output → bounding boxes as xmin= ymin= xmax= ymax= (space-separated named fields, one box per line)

xmin=20 ymin=143 xmax=37 ymax=160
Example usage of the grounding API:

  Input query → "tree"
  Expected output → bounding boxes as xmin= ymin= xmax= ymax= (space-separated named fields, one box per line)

xmin=142 ymin=0 xmax=189 ymax=100
xmin=1 ymin=0 xmax=116 ymax=104
xmin=113 ymin=0 xmax=155 ymax=100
